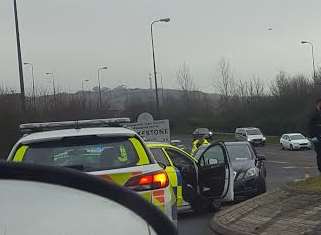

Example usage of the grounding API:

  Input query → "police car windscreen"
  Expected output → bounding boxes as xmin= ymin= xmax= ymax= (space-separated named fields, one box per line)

xmin=19 ymin=137 xmax=139 ymax=171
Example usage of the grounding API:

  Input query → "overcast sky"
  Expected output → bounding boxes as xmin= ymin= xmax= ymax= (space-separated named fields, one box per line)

xmin=1 ymin=0 xmax=321 ymax=94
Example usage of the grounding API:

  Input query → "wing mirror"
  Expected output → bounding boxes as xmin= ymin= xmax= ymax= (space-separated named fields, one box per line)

xmin=256 ymin=154 xmax=266 ymax=161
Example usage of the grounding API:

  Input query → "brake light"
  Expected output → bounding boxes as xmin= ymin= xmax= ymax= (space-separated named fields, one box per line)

xmin=125 ymin=170 xmax=169 ymax=191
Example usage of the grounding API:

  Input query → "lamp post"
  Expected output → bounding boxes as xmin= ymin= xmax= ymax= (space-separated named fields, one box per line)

xmin=151 ymin=18 xmax=170 ymax=118
xmin=97 ymin=66 xmax=108 ymax=109
xmin=44 ymin=72 xmax=56 ymax=102
xmin=301 ymin=41 xmax=317 ymax=79
xmin=82 ymin=79 xmax=90 ymax=91
xmin=13 ymin=0 xmax=25 ymax=112
xmin=24 ymin=62 xmax=35 ymax=105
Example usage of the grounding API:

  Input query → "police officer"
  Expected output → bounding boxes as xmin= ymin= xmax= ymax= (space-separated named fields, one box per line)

xmin=191 ymin=135 xmax=209 ymax=154
xmin=308 ymin=98 xmax=321 ymax=172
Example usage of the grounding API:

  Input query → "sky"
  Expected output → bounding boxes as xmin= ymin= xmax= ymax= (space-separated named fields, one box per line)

xmin=1 ymin=0 xmax=321 ymax=94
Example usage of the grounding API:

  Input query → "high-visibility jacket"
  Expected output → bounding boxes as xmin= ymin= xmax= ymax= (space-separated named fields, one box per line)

xmin=191 ymin=138 xmax=209 ymax=154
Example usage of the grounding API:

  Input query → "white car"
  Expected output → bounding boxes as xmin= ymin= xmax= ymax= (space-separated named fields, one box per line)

xmin=235 ymin=127 xmax=266 ymax=146
xmin=280 ymin=133 xmax=312 ymax=150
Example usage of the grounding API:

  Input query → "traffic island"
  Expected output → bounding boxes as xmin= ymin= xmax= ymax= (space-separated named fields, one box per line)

xmin=210 ymin=176 xmax=321 ymax=235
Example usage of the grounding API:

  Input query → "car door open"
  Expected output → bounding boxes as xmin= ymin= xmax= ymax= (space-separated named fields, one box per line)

xmin=197 ymin=143 xmax=234 ymax=201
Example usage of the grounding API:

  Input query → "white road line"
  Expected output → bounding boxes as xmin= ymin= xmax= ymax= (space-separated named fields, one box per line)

xmin=283 ymin=166 xmax=297 ymax=169
xmin=267 ymin=161 xmax=288 ymax=164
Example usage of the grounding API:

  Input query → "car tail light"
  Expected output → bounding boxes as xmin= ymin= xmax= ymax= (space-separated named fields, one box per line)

xmin=125 ymin=170 xmax=169 ymax=191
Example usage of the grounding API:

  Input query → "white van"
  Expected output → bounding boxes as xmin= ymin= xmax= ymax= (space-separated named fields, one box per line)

xmin=235 ymin=127 xmax=266 ymax=146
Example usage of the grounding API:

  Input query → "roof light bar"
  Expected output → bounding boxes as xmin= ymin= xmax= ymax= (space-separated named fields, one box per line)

xmin=20 ymin=118 xmax=131 ymax=134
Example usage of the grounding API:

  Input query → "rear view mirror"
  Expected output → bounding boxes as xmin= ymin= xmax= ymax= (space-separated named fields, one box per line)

xmin=0 ymin=162 xmax=177 ymax=235
xmin=208 ymin=158 xmax=218 ymax=165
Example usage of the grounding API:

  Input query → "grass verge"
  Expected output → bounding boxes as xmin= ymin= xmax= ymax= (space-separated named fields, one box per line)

xmin=288 ymin=176 xmax=321 ymax=192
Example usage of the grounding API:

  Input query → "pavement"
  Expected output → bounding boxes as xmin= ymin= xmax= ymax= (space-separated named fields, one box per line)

xmin=210 ymin=186 xmax=321 ymax=235
xmin=176 ymin=141 xmax=320 ymax=235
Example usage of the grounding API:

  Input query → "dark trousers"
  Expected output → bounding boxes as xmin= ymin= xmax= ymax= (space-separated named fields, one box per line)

xmin=314 ymin=143 xmax=321 ymax=172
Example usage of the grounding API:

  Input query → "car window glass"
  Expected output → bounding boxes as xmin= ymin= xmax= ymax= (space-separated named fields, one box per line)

xmin=150 ymin=148 xmax=170 ymax=166
xmin=226 ymin=144 xmax=252 ymax=161
xmin=290 ymin=134 xmax=305 ymax=140
xmin=166 ymin=148 xmax=193 ymax=167
xmin=201 ymin=145 xmax=225 ymax=166
xmin=15 ymin=137 xmax=141 ymax=172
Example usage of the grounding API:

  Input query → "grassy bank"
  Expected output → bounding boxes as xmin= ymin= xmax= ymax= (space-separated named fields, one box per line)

xmin=288 ymin=176 xmax=321 ymax=192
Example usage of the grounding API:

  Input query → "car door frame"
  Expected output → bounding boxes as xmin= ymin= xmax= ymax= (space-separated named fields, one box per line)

xmin=162 ymin=146 xmax=199 ymax=184
xmin=196 ymin=142 xmax=234 ymax=201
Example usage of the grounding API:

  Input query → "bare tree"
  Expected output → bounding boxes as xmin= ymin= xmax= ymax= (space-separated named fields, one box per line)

xmin=176 ymin=63 xmax=196 ymax=92
xmin=214 ymin=58 xmax=235 ymax=100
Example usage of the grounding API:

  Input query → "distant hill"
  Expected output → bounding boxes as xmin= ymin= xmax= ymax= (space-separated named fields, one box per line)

xmin=77 ymin=87 xmax=221 ymax=111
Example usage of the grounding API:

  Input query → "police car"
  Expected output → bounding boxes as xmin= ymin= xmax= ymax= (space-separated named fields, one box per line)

xmin=146 ymin=142 xmax=234 ymax=213
xmin=7 ymin=118 xmax=177 ymax=224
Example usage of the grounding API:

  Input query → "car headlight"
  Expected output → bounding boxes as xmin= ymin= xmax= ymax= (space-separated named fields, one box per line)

xmin=262 ymin=137 xmax=266 ymax=141
xmin=245 ymin=168 xmax=258 ymax=178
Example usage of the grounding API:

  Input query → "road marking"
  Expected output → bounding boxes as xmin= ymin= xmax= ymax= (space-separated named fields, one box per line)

xmin=283 ymin=166 xmax=297 ymax=169
xmin=267 ymin=161 xmax=288 ymax=164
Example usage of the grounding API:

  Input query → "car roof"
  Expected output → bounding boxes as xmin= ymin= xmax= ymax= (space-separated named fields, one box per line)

xmin=146 ymin=142 xmax=171 ymax=147
xmin=224 ymin=141 xmax=249 ymax=146
xmin=18 ymin=127 xmax=137 ymax=144
xmin=283 ymin=133 xmax=304 ymax=136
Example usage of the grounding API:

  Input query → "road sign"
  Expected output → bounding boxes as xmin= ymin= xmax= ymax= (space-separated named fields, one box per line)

xmin=125 ymin=119 xmax=170 ymax=143
xmin=137 ymin=112 xmax=154 ymax=123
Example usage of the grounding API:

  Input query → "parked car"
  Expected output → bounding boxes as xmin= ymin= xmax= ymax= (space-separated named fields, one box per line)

xmin=192 ymin=128 xmax=214 ymax=141
xmin=235 ymin=127 xmax=266 ymax=146
xmin=280 ymin=133 xmax=312 ymax=150
xmin=7 ymin=118 xmax=177 ymax=225
xmin=146 ymin=142 xmax=234 ymax=213
xmin=194 ymin=141 xmax=266 ymax=200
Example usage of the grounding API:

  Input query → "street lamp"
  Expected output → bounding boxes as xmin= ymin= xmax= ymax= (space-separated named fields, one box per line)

xmin=301 ymin=41 xmax=316 ymax=79
xmin=82 ymin=79 xmax=90 ymax=91
xmin=97 ymin=66 xmax=108 ymax=109
xmin=24 ymin=62 xmax=35 ymax=105
xmin=151 ymin=18 xmax=170 ymax=118
xmin=13 ymin=0 xmax=26 ymax=112
xmin=44 ymin=72 xmax=56 ymax=101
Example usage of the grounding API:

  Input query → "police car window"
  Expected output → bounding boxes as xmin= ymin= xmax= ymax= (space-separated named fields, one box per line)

xmin=150 ymin=148 xmax=170 ymax=166
xmin=166 ymin=148 xmax=193 ymax=167
xmin=201 ymin=145 xmax=225 ymax=166
xmin=19 ymin=137 xmax=140 ymax=171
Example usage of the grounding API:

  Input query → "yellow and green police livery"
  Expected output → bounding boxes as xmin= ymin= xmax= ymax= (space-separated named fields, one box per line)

xmin=7 ymin=119 xmax=177 ymax=225
xmin=147 ymin=142 xmax=197 ymax=209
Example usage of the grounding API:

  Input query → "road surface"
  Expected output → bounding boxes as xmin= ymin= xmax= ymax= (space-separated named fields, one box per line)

xmin=177 ymin=143 xmax=319 ymax=235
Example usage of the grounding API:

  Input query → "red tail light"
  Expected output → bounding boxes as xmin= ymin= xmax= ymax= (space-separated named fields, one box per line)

xmin=125 ymin=170 xmax=169 ymax=191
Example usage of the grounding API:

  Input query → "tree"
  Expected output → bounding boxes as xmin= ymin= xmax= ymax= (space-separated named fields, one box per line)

xmin=176 ymin=63 xmax=196 ymax=93
xmin=215 ymin=58 xmax=235 ymax=101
